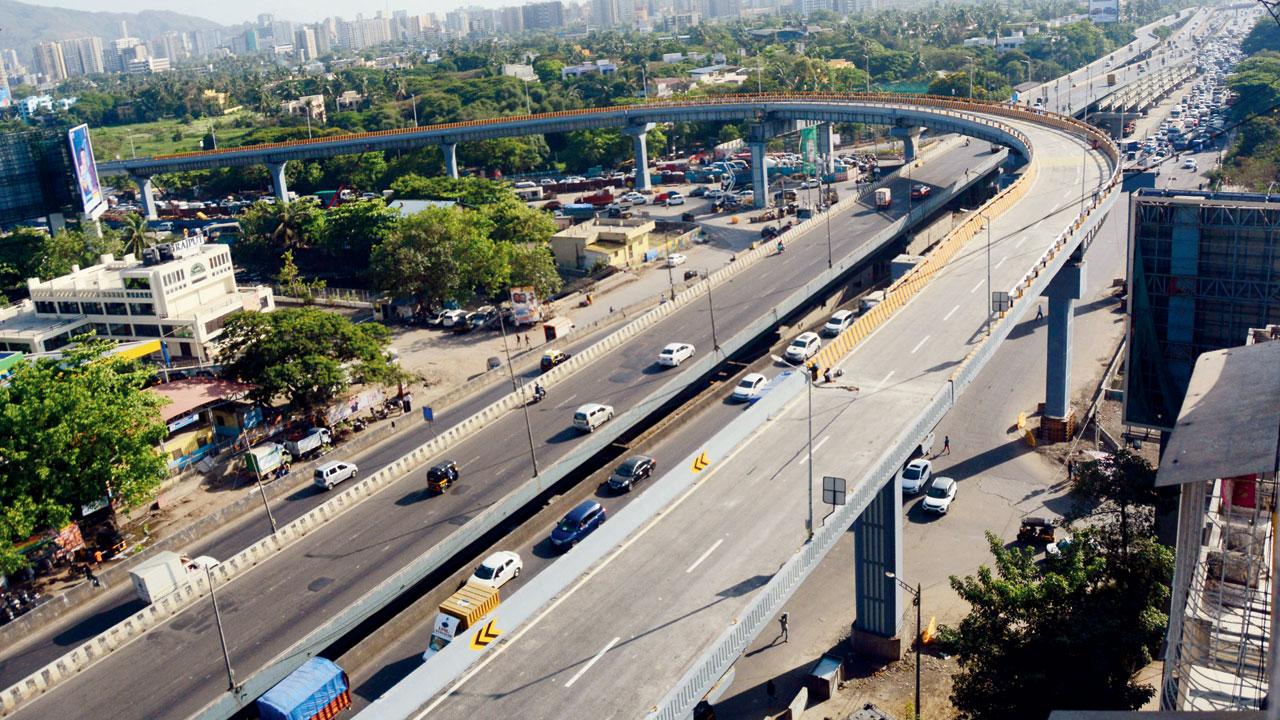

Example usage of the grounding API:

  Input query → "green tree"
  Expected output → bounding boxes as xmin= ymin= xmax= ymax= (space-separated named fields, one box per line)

xmin=943 ymin=531 xmax=1171 ymax=720
xmin=119 ymin=213 xmax=152 ymax=257
xmin=482 ymin=197 xmax=558 ymax=245
xmin=388 ymin=174 xmax=518 ymax=206
xmin=1066 ymin=449 xmax=1162 ymax=560
xmin=316 ymin=198 xmax=402 ymax=271
xmin=217 ymin=307 xmax=403 ymax=410
xmin=35 ymin=228 xmax=121 ymax=280
xmin=275 ymin=250 xmax=327 ymax=303
xmin=505 ymin=243 xmax=563 ymax=298
xmin=0 ymin=338 xmax=168 ymax=575
xmin=371 ymin=206 xmax=505 ymax=308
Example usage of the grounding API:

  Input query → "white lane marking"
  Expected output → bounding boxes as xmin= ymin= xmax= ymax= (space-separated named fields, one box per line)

xmin=418 ymin=418 xmax=763 ymax=716
xmin=1062 ymin=189 xmax=1076 ymax=199
xmin=800 ymin=435 xmax=831 ymax=464
xmin=1015 ymin=235 xmax=1028 ymax=248
xmin=969 ymin=279 xmax=984 ymax=294
xmin=561 ymin=393 xmax=578 ymax=406
xmin=943 ymin=304 xmax=960 ymax=322
xmin=564 ymin=637 xmax=621 ymax=688
xmin=994 ymin=256 xmax=1007 ymax=270
xmin=874 ymin=371 xmax=895 ymax=392
xmin=909 ymin=335 xmax=930 ymax=355
xmin=686 ymin=539 xmax=724 ymax=574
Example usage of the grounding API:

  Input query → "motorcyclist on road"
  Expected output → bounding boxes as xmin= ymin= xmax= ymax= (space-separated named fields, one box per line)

xmin=777 ymin=240 xmax=786 ymax=253
xmin=534 ymin=383 xmax=546 ymax=401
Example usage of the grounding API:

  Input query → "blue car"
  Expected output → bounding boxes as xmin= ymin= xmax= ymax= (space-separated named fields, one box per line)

xmin=550 ymin=500 xmax=607 ymax=551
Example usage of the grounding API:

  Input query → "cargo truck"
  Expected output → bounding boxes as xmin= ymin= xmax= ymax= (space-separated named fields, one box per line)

xmin=256 ymin=657 xmax=351 ymax=720
xmin=284 ymin=428 xmax=331 ymax=460
xmin=1107 ymin=73 xmax=1117 ymax=86
xmin=422 ymin=584 xmax=500 ymax=660
xmin=129 ymin=551 xmax=219 ymax=604
xmin=245 ymin=443 xmax=292 ymax=479
xmin=874 ymin=188 xmax=892 ymax=209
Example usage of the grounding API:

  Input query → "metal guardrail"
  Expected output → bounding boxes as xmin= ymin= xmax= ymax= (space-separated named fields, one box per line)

xmin=649 ymin=107 xmax=1121 ymax=720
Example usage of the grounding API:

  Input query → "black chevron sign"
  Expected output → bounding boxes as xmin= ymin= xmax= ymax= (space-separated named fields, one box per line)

xmin=470 ymin=619 xmax=501 ymax=650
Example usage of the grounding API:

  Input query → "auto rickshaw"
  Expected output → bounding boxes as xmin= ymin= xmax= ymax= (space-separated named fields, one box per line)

xmin=1017 ymin=516 xmax=1057 ymax=544
xmin=427 ymin=460 xmax=460 ymax=494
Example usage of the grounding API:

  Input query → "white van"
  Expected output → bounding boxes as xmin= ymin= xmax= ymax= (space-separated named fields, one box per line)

xmin=573 ymin=403 xmax=615 ymax=432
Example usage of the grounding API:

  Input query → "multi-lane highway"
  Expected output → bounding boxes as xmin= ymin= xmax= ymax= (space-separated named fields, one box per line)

xmin=2 ymin=129 xmax=1000 ymax=720
xmin=364 ymin=103 xmax=1114 ymax=718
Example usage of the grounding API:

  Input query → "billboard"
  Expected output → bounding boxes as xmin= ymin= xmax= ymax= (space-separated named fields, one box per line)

xmin=67 ymin=123 xmax=105 ymax=218
xmin=1089 ymin=0 xmax=1119 ymax=23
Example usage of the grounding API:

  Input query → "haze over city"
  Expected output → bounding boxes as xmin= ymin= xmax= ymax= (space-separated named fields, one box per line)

xmin=24 ymin=0 xmax=506 ymax=25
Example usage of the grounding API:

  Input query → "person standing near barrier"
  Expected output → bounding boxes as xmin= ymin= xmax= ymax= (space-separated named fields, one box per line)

xmin=779 ymin=612 xmax=789 ymax=642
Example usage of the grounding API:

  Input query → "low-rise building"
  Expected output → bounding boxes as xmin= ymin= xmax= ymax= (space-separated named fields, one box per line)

xmin=0 ymin=236 xmax=274 ymax=364
xmin=561 ymin=59 xmax=618 ymax=79
xmin=550 ymin=217 xmax=658 ymax=271
xmin=501 ymin=63 xmax=538 ymax=82
xmin=336 ymin=90 xmax=364 ymax=110
xmin=281 ymin=94 xmax=326 ymax=123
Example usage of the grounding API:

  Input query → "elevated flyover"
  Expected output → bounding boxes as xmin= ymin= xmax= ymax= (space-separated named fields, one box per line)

xmin=2 ymin=94 xmax=1063 ymax=720
xmin=348 ymin=101 xmax=1120 ymax=718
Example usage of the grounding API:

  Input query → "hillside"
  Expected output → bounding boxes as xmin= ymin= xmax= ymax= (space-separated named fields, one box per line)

xmin=0 ymin=0 xmax=219 ymax=55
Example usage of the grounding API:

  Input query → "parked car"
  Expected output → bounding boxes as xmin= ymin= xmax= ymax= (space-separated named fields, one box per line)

xmin=540 ymin=349 xmax=570 ymax=372
xmin=622 ymin=192 xmax=647 ymax=204
xmin=731 ymin=373 xmax=768 ymax=402
xmin=608 ymin=455 xmax=656 ymax=492
xmin=909 ymin=184 xmax=932 ymax=200
xmin=573 ymin=403 xmax=614 ymax=432
xmin=665 ymin=192 xmax=686 ymax=206
xmin=821 ymin=310 xmax=856 ymax=337
xmin=468 ymin=551 xmax=522 ymax=589
xmin=313 ymin=461 xmax=358 ymax=491
xmin=921 ymin=476 xmax=957 ymax=514
xmin=898 ymin=459 xmax=932 ymax=495
xmin=666 ymin=253 xmax=688 ymax=267
xmin=550 ymin=499 xmax=607 ymax=550
xmin=658 ymin=342 xmax=695 ymax=367
xmin=783 ymin=332 xmax=822 ymax=363
xmin=427 ymin=460 xmax=459 ymax=493
xmin=1182 ymin=157 xmax=1198 ymax=170
xmin=440 ymin=309 xmax=467 ymax=328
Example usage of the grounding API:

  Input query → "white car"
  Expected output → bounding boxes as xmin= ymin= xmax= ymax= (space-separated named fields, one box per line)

xmin=468 ymin=551 xmax=522 ymax=589
xmin=898 ymin=459 xmax=932 ymax=494
xmin=623 ymin=192 xmax=647 ymax=204
xmin=705 ymin=189 xmax=725 ymax=200
xmin=801 ymin=178 xmax=821 ymax=189
xmin=783 ymin=332 xmax=822 ymax=363
xmin=666 ymin=253 xmax=688 ymax=267
xmin=440 ymin=309 xmax=467 ymax=328
xmin=658 ymin=342 xmax=695 ymax=367
xmin=731 ymin=372 xmax=768 ymax=402
xmin=1182 ymin=157 xmax=1198 ymax=170
xmin=665 ymin=192 xmax=686 ymax=206
xmin=821 ymin=309 xmax=856 ymax=337
xmin=539 ymin=178 xmax=557 ymax=186
xmin=313 ymin=461 xmax=358 ymax=490
xmin=921 ymin=476 xmax=957 ymax=514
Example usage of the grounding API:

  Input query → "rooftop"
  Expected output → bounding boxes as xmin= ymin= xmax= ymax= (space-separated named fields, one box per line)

xmin=147 ymin=376 xmax=254 ymax=422
xmin=1157 ymin=340 xmax=1280 ymax=488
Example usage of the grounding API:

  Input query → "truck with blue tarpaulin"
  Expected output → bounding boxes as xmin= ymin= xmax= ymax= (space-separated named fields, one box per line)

xmin=256 ymin=657 xmax=351 ymax=720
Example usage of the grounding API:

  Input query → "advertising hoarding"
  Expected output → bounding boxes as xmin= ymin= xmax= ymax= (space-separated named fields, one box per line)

xmin=67 ymin=123 xmax=105 ymax=218
xmin=1089 ymin=0 xmax=1120 ymax=23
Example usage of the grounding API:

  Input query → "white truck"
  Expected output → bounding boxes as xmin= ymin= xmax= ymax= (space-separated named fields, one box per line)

xmin=284 ymin=427 xmax=332 ymax=460
xmin=129 ymin=551 xmax=219 ymax=604
xmin=874 ymin=187 xmax=892 ymax=209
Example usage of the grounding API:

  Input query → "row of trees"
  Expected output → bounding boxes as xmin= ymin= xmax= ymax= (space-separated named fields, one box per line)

xmin=233 ymin=178 xmax=563 ymax=305
xmin=1211 ymin=18 xmax=1280 ymax=190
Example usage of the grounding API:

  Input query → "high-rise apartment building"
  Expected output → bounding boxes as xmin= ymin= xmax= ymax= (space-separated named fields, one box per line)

xmin=335 ymin=15 xmax=393 ymax=50
xmin=706 ymin=0 xmax=742 ymax=18
xmin=152 ymin=32 xmax=188 ymax=62
xmin=523 ymin=1 xmax=565 ymax=30
xmin=31 ymin=41 xmax=67 ymax=83
xmin=593 ymin=0 xmax=623 ymax=27
xmin=60 ymin=37 xmax=105 ymax=76
xmin=502 ymin=6 xmax=525 ymax=34
xmin=294 ymin=28 xmax=318 ymax=61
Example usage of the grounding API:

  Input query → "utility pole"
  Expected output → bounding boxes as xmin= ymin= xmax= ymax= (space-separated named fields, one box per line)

xmin=498 ymin=311 xmax=540 ymax=476
xmin=206 ymin=564 xmax=237 ymax=693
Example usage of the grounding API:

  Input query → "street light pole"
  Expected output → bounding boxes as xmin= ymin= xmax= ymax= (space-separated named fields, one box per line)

xmin=206 ymin=564 xmax=237 ymax=692
xmin=886 ymin=572 xmax=922 ymax=720
xmin=252 ymin=470 xmax=278 ymax=534
xmin=411 ymin=93 xmax=418 ymax=127
xmin=864 ymin=53 xmax=871 ymax=93
xmin=823 ymin=156 xmax=833 ymax=269
xmin=774 ymin=354 xmax=814 ymax=541
xmin=703 ymin=269 xmax=719 ymax=351
xmin=498 ymin=311 xmax=540 ymax=476
xmin=979 ymin=211 xmax=992 ymax=337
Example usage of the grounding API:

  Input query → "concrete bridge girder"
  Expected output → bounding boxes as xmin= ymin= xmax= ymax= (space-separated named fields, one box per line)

xmin=98 ymin=100 xmax=1033 ymax=180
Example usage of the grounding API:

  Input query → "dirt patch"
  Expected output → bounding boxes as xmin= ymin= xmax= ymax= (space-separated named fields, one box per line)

xmin=812 ymin=654 xmax=960 ymax=720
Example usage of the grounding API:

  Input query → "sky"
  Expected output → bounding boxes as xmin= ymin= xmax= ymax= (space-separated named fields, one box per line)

xmin=27 ymin=0 xmax=511 ymax=25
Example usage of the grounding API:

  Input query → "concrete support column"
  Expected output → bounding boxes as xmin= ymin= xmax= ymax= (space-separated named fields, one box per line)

xmin=749 ymin=123 xmax=770 ymax=209
xmin=890 ymin=126 xmax=922 ymax=163
xmin=132 ymin=174 xmax=158 ymax=220
xmin=267 ymin=161 xmax=289 ymax=205
xmin=442 ymin=142 xmax=459 ymax=179
xmin=851 ymin=477 xmax=905 ymax=660
xmin=624 ymin=123 xmax=655 ymax=191
xmin=1043 ymin=259 xmax=1086 ymax=438
xmin=816 ymin=123 xmax=835 ymax=174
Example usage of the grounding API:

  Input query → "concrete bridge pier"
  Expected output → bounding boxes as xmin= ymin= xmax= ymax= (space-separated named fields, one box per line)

xmin=749 ymin=123 xmax=771 ymax=209
xmin=267 ymin=161 xmax=289 ymax=205
xmin=442 ymin=142 xmax=459 ymax=179
xmin=1041 ymin=255 xmax=1086 ymax=442
xmin=851 ymin=477 xmax=906 ymax=660
xmin=816 ymin=123 xmax=836 ymax=174
xmin=132 ymin=174 xmax=158 ymax=220
xmin=891 ymin=125 xmax=922 ymax=163
xmin=624 ymin=123 xmax=656 ymax=191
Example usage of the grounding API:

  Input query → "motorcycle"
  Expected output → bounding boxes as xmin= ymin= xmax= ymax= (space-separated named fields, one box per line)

xmin=776 ymin=240 xmax=786 ymax=254
xmin=529 ymin=385 xmax=547 ymax=405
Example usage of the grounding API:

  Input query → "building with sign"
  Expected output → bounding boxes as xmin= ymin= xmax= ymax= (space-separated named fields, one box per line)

xmin=0 ymin=237 xmax=274 ymax=363
xmin=1088 ymin=0 xmax=1120 ymax=23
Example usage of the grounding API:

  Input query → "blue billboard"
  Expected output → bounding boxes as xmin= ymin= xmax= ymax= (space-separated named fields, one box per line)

xmin=67 ymin=123 xmax=104 ymax=218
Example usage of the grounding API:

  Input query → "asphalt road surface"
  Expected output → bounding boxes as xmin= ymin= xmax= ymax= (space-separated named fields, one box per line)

xmin=4 ymin=135 xmax=996 ymax=720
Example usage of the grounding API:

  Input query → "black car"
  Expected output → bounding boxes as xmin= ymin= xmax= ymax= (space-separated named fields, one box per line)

xmin=608 ymin=455 xmax=656 ymax=492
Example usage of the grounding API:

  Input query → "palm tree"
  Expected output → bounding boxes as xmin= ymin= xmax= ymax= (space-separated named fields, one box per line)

xmin=120 ymin=213 xmax=152 ymax=257
xmin=270 ymin=201 xmax=313 ymax=252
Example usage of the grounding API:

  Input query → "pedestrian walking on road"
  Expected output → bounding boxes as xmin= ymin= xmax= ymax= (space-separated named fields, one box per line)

xmin=1036 ymin=305 xmax=1044 ymax=321
xmin=943 ymin=435 xmax=951 ymax=455
xmin=82 ymin=564 xmax=101 ymax=588
xmin=779 ymin=612 xmax=789 ymax=642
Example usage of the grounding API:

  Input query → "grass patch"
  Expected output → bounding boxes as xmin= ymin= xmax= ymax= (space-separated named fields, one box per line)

xmin=90 ymin=114 xmax=263 ymax=161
